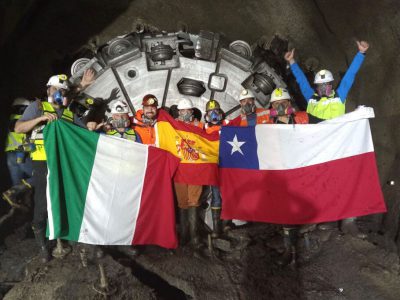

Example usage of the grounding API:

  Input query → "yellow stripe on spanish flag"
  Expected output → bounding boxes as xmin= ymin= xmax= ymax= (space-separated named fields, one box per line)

xmin=155 ymin=110 xmax=220 ymax=185
xmin=156 ymin=121 xmax=219 ymax=164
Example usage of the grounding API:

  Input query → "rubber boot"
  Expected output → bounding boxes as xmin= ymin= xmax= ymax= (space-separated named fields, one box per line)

xmin=222 ymin=220 xmax=233 ymax=232
xmin=179 ymin=208 xmax=189 ymax=246
xmin=2 ymin=180 xmax=31 ymax=207
xmin=188 ymin=207 xmax=200 ymax=247
xmin=211 ymin=208 xmax=222 ymax=238
xmin=276 ymin=227 xmax=297 ymax=266
xmin=340 ymin=218 xmax=367 ymax=239
xmin=32 ymin=225 xmax=50 ymax=263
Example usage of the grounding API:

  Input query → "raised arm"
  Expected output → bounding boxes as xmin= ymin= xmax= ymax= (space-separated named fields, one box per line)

xmin=284 ymin=49 xmax=314 ymax=101
xmin=336 ymin=41 xmax=369 ymax=101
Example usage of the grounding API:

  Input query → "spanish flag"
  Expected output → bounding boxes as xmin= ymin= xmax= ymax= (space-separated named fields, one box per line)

xmin=156 ymin=110 xmax=219 ymax=185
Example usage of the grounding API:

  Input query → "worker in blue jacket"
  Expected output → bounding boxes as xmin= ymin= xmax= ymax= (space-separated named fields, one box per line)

xmin=284 ymin=41 xmax=370 ymax=239
xmin=284 ymin=40 xmax=369 ymax=123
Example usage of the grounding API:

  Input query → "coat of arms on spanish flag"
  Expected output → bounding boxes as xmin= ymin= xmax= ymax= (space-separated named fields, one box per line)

xmin=155 ymin=110 xmax=219 ymax=185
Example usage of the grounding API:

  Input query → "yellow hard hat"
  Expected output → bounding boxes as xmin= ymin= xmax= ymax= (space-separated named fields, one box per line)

xmin=206 ymin=99 xmax=221 ymax=111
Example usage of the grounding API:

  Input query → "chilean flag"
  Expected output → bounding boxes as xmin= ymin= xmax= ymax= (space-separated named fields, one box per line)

xmin=219 ymin=107 xmax=386 ymax=224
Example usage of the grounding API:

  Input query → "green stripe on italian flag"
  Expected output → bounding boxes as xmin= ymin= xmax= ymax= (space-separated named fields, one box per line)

xmin=44 ymin=120 xmax=179 ymax=248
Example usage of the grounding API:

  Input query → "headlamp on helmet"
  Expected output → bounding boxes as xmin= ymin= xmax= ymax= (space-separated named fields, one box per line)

xmin=270 ymin=88 xmax=291 ymax=103
xmin=46 ymin=74 xmax=69 ymax=90
xmin=314 ymin=69 xmax=334 ymax=84
xmin=110 ymin=100 xmax=129 ymax=114
xmin=239 ymin=89 xmax=255 ymax=102
xmin=142 ymin=94 xmax=158 ymax=107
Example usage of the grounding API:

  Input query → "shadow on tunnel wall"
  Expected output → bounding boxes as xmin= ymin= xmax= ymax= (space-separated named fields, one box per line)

xmin=0 ymin=0 xmax=134 ymax=204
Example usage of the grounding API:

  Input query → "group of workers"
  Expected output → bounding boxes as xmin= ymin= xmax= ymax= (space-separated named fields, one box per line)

xmin=3 ymin=39 xmax=369 ymax=265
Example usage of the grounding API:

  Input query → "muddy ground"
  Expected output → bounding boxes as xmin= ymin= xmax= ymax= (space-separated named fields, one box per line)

xmin=1 ymin=217 xmax=399 ymax=300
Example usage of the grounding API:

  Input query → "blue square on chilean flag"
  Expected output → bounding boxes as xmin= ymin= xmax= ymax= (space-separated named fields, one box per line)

xmin=219 ymin=126 xmax=259 ymax=169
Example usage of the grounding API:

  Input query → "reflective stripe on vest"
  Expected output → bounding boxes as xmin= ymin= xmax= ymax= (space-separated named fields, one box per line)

xmin=5 ymin=114 xmax=27 ymax=152
xmin=306 ymin=92 xmax=345 ymax=120
xmin=106 ymin=128 xmax=137 ymax=141
xmin=31 ymin=102 xmax=74 ymax=161
xmin=42 ymin=102 xmax=74 ymax=122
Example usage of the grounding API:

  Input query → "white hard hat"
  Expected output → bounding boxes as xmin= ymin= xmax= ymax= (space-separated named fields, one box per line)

xmin=110 ymin=100 xmax=129 ymax=114
xmin=314 ymin=70 xmax=334 ymax=84
xmin=239 ymin=89 xmax=255 ymax=101
xmin=177 ymin=98 xmax=194 ymax=110
xmin=12 ymin=97 xmax=30 ymax=106
xmin=46 ymin=74 xmax=69 ymax=90
xmin=270 ymin=88 xmax=291 ymax=103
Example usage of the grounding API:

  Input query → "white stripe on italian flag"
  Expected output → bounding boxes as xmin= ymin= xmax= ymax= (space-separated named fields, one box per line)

xmin=44 ymin=120 xmax=179 ymax=248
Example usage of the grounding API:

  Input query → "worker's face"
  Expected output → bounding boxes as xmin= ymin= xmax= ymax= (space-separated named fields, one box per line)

xmin=143 ymin=105 xmax=157 ymax=120
xmin=271 ymin=99 xmax=290 ymax=110
xmin=316 ymin=82 xmax=333 ymax=97
xmin=178 ymin=109 xmax=193 ymax=121
xmin=111 ymin=113 xmax=130 ymax=127
xmin=47 ymin=86 xmax=68 ymax=106
xmin=206 ymin=109 xmax=223 ymax=124
xmin=240 ymin=98 xmax=255 ymax=114
xmin=271 ymin=99 xmax=291 ymax=116
xmin=47 ymin=86 xmax=67 ymax=96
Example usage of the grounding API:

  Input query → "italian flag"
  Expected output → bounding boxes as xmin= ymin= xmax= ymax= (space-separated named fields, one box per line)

xmin=44 ymin=120 xmax=179 ymax=248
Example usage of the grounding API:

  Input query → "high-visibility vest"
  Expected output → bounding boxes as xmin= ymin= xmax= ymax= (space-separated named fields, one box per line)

xmin=106 ymin=128 xmax=138 ymax=141
xmin=204 ymin=119 xmax=230 ymax=134
xmin=239 ymin=108 xmax=270 ymax=126
xmin=307 ymin=91 xmax=345 ymax=120
xmin=5 ymin=114 xmax=27 ymax=152
xmin=133 ymin=110 xmax=156 ymax=145
xmin=30 ymin=101 xmax=74 ymax=161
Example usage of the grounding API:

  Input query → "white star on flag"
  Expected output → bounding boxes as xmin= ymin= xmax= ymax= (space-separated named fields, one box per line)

xmin=227 ymin=134 xmax=246 ymax=155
